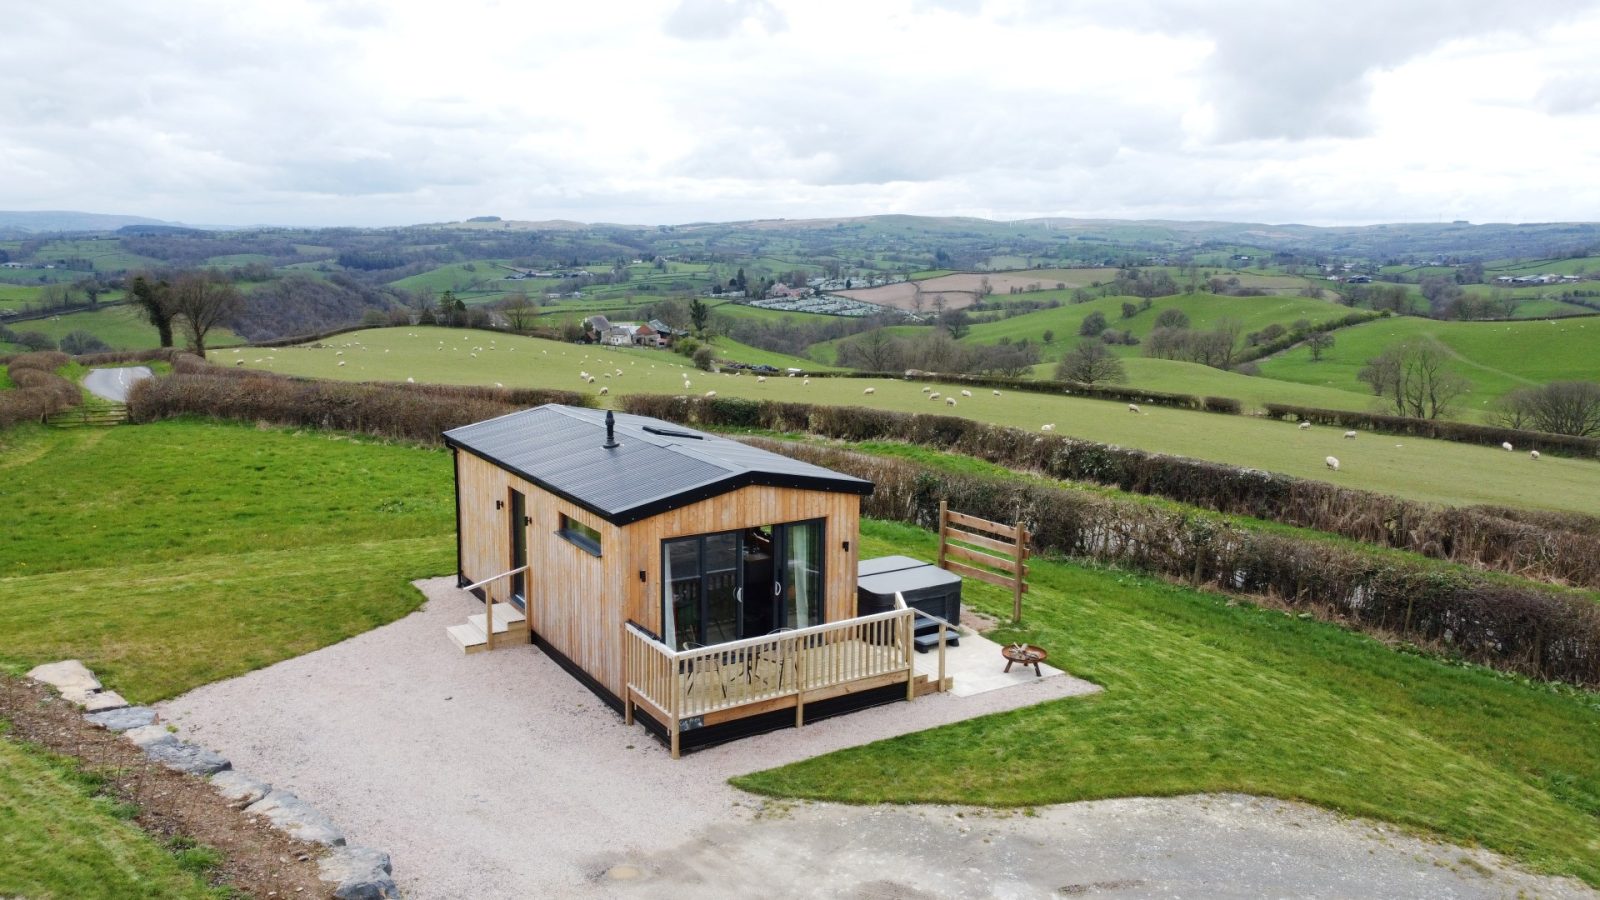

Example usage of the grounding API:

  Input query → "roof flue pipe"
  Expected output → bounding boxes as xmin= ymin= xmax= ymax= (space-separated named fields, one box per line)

xmin=603 ymin=410 xmax=619 ymax=449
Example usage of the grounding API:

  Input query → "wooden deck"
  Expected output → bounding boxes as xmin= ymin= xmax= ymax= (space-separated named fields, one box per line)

xmin=624 ymin=607 xmax=928 ymax=757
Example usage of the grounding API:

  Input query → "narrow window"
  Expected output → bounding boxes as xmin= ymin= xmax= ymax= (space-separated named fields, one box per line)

xmin=558 ymin=514 xmax=602 ymax=556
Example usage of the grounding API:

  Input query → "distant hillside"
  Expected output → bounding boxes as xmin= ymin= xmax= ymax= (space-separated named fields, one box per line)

xmin=0 ymin=210 xmax=187 ymax=234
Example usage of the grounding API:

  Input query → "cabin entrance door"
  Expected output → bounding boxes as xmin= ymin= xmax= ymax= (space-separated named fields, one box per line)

xmin=662 ymin=519 xmax=826 ymax=649
xmin=508 ymin=488 xmax=527 ymax=607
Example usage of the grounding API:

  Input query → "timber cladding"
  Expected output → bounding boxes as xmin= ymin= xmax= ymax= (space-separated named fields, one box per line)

xmin=454 ymin=449 xmax=860 ymax=698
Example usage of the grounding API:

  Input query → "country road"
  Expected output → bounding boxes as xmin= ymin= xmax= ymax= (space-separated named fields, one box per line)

xmin=82 ymin=366 xmax=151 ymax=403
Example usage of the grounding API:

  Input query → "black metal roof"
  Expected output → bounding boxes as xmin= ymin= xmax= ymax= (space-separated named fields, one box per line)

xmin=443 ymin=405 xmax=873 ymax=526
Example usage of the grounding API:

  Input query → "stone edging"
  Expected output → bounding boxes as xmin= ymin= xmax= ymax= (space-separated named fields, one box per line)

xmin=26 ymin=660 xmax=401 ymax=900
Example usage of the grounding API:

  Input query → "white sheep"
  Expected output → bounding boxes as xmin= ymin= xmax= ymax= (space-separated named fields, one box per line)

xmin=945 ymin=397 xmax=957 ymax=406
xmin=599 ymin=386 xmax=609 ymax=395
xmin=863 ymin=387 xmax=876 ymax=395
xmin=961 ymin=389 xmax=972 ymax=397
xmin=1128 ymin=403 xmax=1141 ymax=414
xmin=406 ymin=377 xmax=415 ymax=383
xmin=992 ymin=390 xmax=1001 ymax=397
xmin=1041 ymin=423 xmax=1055 ymax=432
xmin=234 ymin=359 xmax=244 ymax=366
xmin=1502 ymin=441 xmax=1514 ymax=452
xmin=1343 ymin=430 xmax=1357 ymax=439
xmin=921 ymin=386 xmax=931 ymax=393
xmin=586 ymin=376 xmax=595 ymax=384
xmin=757 ymin=376 xmax=766 ymax=383
xmin=1530 ymin=450 xmax=1540 ymax=460
xmin=803 ymin=379 xmax=810 ymax=386
xmin=335 ymin=350 xmax=344 ymax=356
xmin=1325 ymin=455 xmax=1340 ymax=471
xmin=337 ymin=360 xmax=346 ymax=367
xmin=929 ymin=392 xmax=941 ymax=400
xmin=704 ymin=391 xmax=717 ymax=398
xmin=1298 ymin=421 xmax=1311 ymax=430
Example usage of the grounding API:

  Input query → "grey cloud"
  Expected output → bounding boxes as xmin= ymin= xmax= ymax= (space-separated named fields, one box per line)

xmin=663 ymin=0 xmax=786 ymax=40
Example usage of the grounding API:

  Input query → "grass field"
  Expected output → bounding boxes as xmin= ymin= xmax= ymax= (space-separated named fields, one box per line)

xmin=962 ymin=292 xmax=1349 ymax=361
xmin=1258 ymin=315 xmax=1600 ymax=410
xmin=737 ymin=520 xmax=1600 ymax=887
xmin=0 ymin=421 xmax=453 ymax=701
xmin=1063 ymin=357 xmax=1379 ymax=412
xmin=245 ymin=327 xmax=1600 ymax=514
xmin=9 ymin=305 xmax=244 ymax=352
xmin=0 ymin=283 xmax=46 ymax=311
xmin=0 ymin=731 xmax=224 ymax=899
xmin=3 ymin=416 xmax=1598 ymax=889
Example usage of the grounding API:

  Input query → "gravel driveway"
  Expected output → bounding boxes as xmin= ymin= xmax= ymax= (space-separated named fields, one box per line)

xmin=158 ymin=578 xmax=1594 ymax=899
xmin=82 ymin=365 xmax=151 ymax=402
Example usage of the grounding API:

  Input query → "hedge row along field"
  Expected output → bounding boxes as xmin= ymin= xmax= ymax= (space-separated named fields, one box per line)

xmin=130 ymin=355 xmax=592 ymax=444
xmin=0 ymin=351 xmax=81 ymax=428
xmin=739 ymin=436 xmax=1600 ymax=687
xmin=1265 ymin=402 xmax=1600 ymax=459
xmin=621 ymin=395 xmax=1600 ymax=589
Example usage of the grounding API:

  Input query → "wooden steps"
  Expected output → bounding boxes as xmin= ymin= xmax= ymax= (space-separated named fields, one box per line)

xmin=447 ymin=603 xmax=528 ymax=654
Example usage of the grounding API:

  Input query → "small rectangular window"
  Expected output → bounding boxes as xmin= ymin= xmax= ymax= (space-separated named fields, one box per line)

xmin=559 ymin=514 xmax=602 ymax=556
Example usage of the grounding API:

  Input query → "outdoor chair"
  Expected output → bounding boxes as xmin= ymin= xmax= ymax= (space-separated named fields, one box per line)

xmin=680 ymin=642 xmax=728 ymax=702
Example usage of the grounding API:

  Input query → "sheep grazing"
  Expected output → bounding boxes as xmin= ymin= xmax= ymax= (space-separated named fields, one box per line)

xmin=945 ymin=397 xmax=957 ymax=406
xmin=586 ymin=376 xmax=595 ymax=384
xmin=863 ymin=387 xmax=876 ymax=395
xmin=1343 ymin=430 xmax=1357 ymax=439
xmin=599 ymin=386 xmax=609 ymax=395
xmin=335 ymin=350 xmax=344 ymax=356
xmin=961 ymin=389 xmax=972 ymax=397
xmin=704 ymin=391 xmax=717 ymax=398
xmin=929 ymin=392 xmax=941 ymax=400
xmin=234 ymin=359 xmax=244 ymax=366
xmin=1325 ymin=456 xmax=1340 ymax=471
xmin=1041 ymin=423 xmax=1055 ymax=432
xmin=1128 ymin=403 xmax=1141 ymax=414
xmin=992 ymin=390 xmax=1001 ymax=397
xmin=338 ymin=360 xmax=346 ymax=367
xmin=921 ymin=386 xmax=931 ymax=393
xmin=803 ymin=379 xmax=810 ymax=386
xmin=405 ymin=377 xmax=415 ymax=383
xmin=1502 ymin=442 xmax=1514 ymax=452
xmin=757 ymin=376 xmax=766 ymax=383
xmin=1298 ymin=421 xmax=1311 ymax=430
xmin=1530 ymin=450 xmax=1541 ymax=460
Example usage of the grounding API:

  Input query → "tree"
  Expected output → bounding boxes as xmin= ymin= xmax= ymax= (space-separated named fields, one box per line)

xmin=1153 ymin=308 xmax=1190 ymax=329
xmin=129 ymin=274 xmax=177 ymax=348
xmin=1494 ymin=381 xmax=1600 ymax=436
xmin=1078 ymin=310 xmax=1108 ymax=337
xmin=1120 ymin=301 xmax=1138 ymax=320
xmin=1306 ymin=331 xmax=1335 ymax=361
xmin=836 ymin=328 xmax=903 ymax=372
xmin=939 ymin=308 xmax=970 ymax=339
xmin=1055 ymin=339 xmax=1126 ymax=385
xmin=59 ymin=330 xmax=110 ymax=354
xmin=689 ymin=297 xmax=710 ymax=335
xmin=499 ymin=291 xmax=539 ymax=332
xmin=1042 ymin=329 xmax=1055 ymax=345
xmin=74 ymin=276 xmax=106 ymax=307
xmin=170 ymin=271 xmax=242 ymax=358
xmin=1357 ymin=337 xmax=1470 ymax=419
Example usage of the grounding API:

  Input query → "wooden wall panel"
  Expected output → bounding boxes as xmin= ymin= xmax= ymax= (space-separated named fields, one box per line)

xmin=455 ymin=453 xmax=863 ymax=699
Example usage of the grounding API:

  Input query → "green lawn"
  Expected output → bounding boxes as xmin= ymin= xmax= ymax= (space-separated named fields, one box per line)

xmin=0 ymin=283 xmax=46 ymax=311
xmin=1028 ymin=356 xmax=1395 ymax=414
xmin=1258 ymin=315 xmax=1600 ymax=410
xmin=0 ymin=732 xmax=224 ymax=899
xmin=10 ymin=305 xmax=244 ymax=353
xmin=737 ymin=519 xmax=1600 ymax=887
xmin=245 ymin=327 xmax=1600 ymax=515
xmin=0 ymin=421 xmax=454 ymax=701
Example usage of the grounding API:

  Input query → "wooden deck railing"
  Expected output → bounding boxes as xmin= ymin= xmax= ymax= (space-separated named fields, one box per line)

xmin=623 ymin=606 xmax=918 ymax=758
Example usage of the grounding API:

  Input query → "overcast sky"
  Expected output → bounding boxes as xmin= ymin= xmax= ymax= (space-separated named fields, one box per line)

xmin=5 ymin=1 xmax=1600 ymax=228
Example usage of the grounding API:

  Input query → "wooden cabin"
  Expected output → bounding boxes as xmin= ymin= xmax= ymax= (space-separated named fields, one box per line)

xmin=444 ymin=404 xmax=933 ymax=755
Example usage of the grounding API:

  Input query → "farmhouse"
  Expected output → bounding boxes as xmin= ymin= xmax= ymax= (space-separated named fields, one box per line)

xmin=444 ymin=405 xmax=941 ymax=755
xmin=583 ymin=315 xmax=661 ymax=347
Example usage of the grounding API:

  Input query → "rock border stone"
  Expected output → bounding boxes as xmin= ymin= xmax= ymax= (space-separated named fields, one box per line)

xmin=28 ymin=659 xmax=402 ymax=898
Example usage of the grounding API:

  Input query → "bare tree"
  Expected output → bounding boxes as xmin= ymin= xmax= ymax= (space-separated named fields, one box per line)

xmin=1306 ymin=330 xmax=1335 ymax=361
xmin=1055 ymin=339 xmax=1127 ymax=385
xmin=1496 ymin=381 xmax=1600 ymax=436
xmin=499 ymin=291 xmax=539 ymax=332
xmin=836 ymin=328 xmax=903 ymax=372
xmin=170 ymin=271 xmax=242 ymax=358
xmin=1358 ymin=337 xmax=1471 ymax=419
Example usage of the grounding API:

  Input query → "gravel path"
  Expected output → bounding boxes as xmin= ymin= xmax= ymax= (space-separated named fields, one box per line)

xmin=158 ymin=578 xmax=1594 ymax=899
xmin=82 ymin=365 xmax=151 ymax=402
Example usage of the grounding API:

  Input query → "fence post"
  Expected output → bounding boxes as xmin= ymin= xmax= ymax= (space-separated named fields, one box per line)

xmin=1012 ymin=522 xmax=1027 ymax=623
xmin=936 ymin=500 xmax=949 ymax=569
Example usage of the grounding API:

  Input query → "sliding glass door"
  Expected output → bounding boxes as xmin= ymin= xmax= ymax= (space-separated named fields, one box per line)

xmin=662 ymin=519 xmax=825 ymax=649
